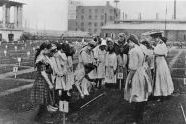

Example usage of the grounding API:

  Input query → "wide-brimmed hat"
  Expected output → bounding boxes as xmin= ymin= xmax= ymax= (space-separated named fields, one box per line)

xmin=118 ymin=33 xmax=126 ymax=38
xmin=88 ymin=40 xmax=96 ymax=48
xmin=127 ymin=34 xmax=139 ymax=45
xmin=142 ymin=31 xmax=163 ymax=38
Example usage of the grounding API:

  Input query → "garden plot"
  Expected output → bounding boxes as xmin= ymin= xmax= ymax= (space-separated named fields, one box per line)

xmin=0 ymin=79 xmax=32 ymax=92
xmin=0 ymin=66 xmax=29 ymax=74
xmin=0 ymin=89 xmax=31 ymax=112
xmin=172 ymin=51 xmax=186 ymax=68
xmin=171 ymin=50 xmax=186 ymax=93
xmin=166 ymin=49 xmax=179 ymax=65
xmin=9 ymin=71 xmax=36 ymax=79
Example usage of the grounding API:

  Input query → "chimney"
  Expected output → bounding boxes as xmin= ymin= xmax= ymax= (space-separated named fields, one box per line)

xmin=156 ymin=13 xmax=159 ymax=20
xmin=125 ymin=14 xmax=127 ymax=20
xmin=138 ymin=13 xmax=142 ymax=20
xmin=106 ymin=1 xmax=110 ymax=6
xmin=174 ymin=0 xmax=176 ymax=20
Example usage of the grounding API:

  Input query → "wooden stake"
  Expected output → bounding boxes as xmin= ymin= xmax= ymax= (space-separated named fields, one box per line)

xmin=14 ymin=73 xmax=17 ymax=79
xmin=63 ymin=112 xmax=66 ymax=124
xmin=119 ymin=79 xmax=122 ymax=90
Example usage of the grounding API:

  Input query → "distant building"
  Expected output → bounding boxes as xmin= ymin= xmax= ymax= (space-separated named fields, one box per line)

xmin=68 ymin=0 xmax=82 ymax=31
xmin=101 ymin=20 xmax=186 ymax=41
xmin=68 ymin=1 xmax=120 ymax=35
xmin=0 ymin=0 xmax=24 ymax=42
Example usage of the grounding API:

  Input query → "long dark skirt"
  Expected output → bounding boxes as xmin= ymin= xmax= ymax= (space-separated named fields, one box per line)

xmin=30 ymin=76 xmax=54 ymax=106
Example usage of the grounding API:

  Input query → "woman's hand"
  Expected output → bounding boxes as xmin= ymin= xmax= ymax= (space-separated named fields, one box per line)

xmin=128 ymin=80 xmax=132 ymax=88
xmin=49 ymin=84 xmax=54 ymax=89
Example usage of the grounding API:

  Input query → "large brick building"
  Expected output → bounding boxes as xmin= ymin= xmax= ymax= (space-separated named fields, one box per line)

xmin=68 ymin=0 xmax=82 ymax=31
xmin=68 ymin=1 xmax=120 ymax=35
xmin=101 ymin=20 xmax=186 ymax=42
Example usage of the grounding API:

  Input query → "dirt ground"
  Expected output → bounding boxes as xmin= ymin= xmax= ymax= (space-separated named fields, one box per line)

xmin=0 ymin=87 xmax=186 ymax=124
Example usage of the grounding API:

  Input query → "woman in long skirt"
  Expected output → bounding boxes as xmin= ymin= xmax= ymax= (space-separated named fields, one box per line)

xmin=124 ymin=34 xmax=152 ymax=123
xmin=61 ymin=43 xmax=76 ymax=94
xmin=50 ymin=43 xmax=68 ymax=106
xmin=153 ymin=36 xmax=174 ymax=99
xmin=93 ymin=40 xmax=107 ymax=88
xmin=105 ymin=38 xmax=117 ymax=85
xmin=30 ymin=42 xmax=57 ymax=121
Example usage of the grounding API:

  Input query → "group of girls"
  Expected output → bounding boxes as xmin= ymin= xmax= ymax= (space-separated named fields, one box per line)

xmin=30 ymin=31 xmax=174 ymax=123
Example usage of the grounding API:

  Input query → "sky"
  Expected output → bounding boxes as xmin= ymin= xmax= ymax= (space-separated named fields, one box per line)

xmin=1 ymin=0 xmax=186 ymax=31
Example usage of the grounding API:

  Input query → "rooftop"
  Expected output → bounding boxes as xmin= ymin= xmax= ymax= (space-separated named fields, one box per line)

xmin=115 ymin=19 xmax=186 ymax=24
xmin=0 ymin=0 xmax=24 ymax=6
xmin=63 ymin=31 xmax=90 ymax=37
xmin=102 ymin=20 xmax=186 ymax=31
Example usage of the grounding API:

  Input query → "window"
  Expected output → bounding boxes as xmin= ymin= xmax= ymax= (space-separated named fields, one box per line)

xmin=89 ymin=15 xmax=92 ymax=19
xmin=94 ymin=29 xmax=97 ymax=33
xmin=105 ymin=33 xmax=109 ymax=37
xmin=95 ymin=9 xmax=98 ymax=13
xmin=81 ymin=15 xmax=84 ymax=20
xmin=81 ymin=28 xmax=84 ymax=31
xmin=88 ymin=22 xmax=92 ymax=26
xmin=81 ymin=22 xmax=84 ymax=26
xmin=110 ymin=16 xmax=113 ymax=21
xmin=89 ymin=9 xmax=92 ymax=13
xmin=102 ymin=9 xmax=104 ymax=13
xmin=109 ymin=9 xmax=113 ymax=13
xmin=94 ymin=22 xmax=97 ymax=27
xmin=101 ymin=15 xmax=104 ymax=20
xmin=81 ymin=9 xmax=84 ymax=13
xmin=100 ymin=22 xmax=104 ymax=26
xmin=95 ymin=15 xmax=98 ymax=20
xmin=88 ymin=28 xmax=92 ymax=33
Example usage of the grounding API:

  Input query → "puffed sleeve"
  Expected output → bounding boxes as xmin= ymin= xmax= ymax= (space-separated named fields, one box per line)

xmin=154 ymin=43 xmax=168 ymax=56
xmin=93 ymin=46 xmax=99 ymax=59
xmin=128 ymin=50 xmax=139 ymax=70
xmin=81 ymin=51 xmax=91 ymax=64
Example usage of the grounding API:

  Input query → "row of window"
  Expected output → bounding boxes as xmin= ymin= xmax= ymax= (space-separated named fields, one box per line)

xmin=77 ymin=8 xmax=114 ymax=14
xmin=78 ymin=22 xmax=104 ymax=27
xmin=75 ymin=28 xmax=99 ymax=33
xmin=78 ymin=15 xmax=114 ymax=21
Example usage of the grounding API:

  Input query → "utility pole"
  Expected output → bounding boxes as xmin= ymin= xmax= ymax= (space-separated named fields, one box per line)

xmin=114 ymin=0 xmax=120 ymax=22
xmin=174 ymin=0 xmax=176 ymax=20
xmin=164 ymin=3 xmax=168 ymax=37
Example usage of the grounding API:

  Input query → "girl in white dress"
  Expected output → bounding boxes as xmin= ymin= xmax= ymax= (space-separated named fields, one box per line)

xmin=105 ymin=38 xmax=117 ymax=85
xmin=93 ymin=40 xmax=107 ymax=88
xmin=124 ymin=34 xmax=152 ymax=124
xmin=153 ymin=36 xmax=174 ymax=98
